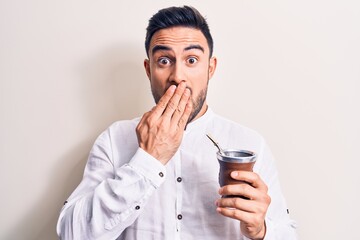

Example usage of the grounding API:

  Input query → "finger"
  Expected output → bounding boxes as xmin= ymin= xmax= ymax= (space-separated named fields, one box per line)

xmin=220 ymin=183 xmax=258 ymax=200
xmin=151 ymin=85 xmax=177 ymax=118
xmin=216 ymin=206 xmax=255 ymax=222
xmin=217 ymin=206 xmax=266 ymax=238
xmin=216 ymin=197 xmax=266 ymax=214
xmin=170 ymin=88 xmax=191 ymax=125
xmin=230 ymin=171 xmax=268 ymax=191
xmin=177 ymin=99 xmax=192 ymax=130
xmin=162 ymin=82 xmax=186 ymax=118
xmin=136 ymin=111 xmax=151 ymax=131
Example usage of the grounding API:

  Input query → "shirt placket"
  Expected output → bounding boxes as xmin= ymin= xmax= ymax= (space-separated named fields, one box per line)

xmin=174 ymin=151 xmax=183 ymax=239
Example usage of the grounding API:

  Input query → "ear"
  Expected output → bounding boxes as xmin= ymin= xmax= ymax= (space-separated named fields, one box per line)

xmin=208 ymin=56 xmax=217 ymax=79
xmin=144 ymin=59 xmax=151 ymax=80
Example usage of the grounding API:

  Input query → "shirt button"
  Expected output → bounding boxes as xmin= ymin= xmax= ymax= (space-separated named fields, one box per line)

xmin=177 ymin=214 xmax=182 ymax=220
xmin=177 ymin=177 xmax=182 ymax=182
xmin=159 ymin=172 xmax=164 ymax=177
xmin=135 ymin=205 xmax=140 ymax=210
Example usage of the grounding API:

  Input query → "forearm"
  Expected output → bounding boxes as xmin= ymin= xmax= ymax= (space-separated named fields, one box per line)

xmin=57 ymin=148 xmax=166 ymax=239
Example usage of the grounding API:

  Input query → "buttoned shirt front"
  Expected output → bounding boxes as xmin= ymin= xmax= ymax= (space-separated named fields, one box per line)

xmin=57 ymin=108 xmax=297 ymax=240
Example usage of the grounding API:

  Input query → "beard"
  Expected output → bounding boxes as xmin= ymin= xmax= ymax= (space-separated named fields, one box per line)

xmin=151 ymin=85 xmax=208 ymax=124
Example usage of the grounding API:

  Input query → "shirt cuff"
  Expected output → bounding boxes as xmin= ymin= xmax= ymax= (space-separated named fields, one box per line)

xmin=128 ymin=147 xmax=167 ymax=188
xmin=262 ymin=217 xmax=275 ymax=240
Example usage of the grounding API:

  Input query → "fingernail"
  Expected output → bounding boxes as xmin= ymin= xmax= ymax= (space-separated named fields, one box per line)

xmin=184 ymin=88 xmax=190 ymax=96
xmin=218 ymin=188 xmax=223 ymax=195
xmin=215 ymin=200 xmax=219 ymax=206
xmin=169 ymin=85 xmax=176 ymax=92
xmin=181 ymin=83 xmax=187 ymax=89
xmin=231 ymin=171 xmax=238 ymax=178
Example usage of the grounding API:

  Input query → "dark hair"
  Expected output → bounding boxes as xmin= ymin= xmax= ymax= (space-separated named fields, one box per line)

xmin=145 ymin=6 xmax=213 ymax=58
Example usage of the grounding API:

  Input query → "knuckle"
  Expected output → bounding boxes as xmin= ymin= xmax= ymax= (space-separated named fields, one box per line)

xmin=256 ymin=202 xmax=267 ymax=213
xmin=160 ymin=102 xmax=167 ymax=109
xmin=146 ymin=116 xmax=156 ymax=127
xmin=222 ymin=185 xmax=231 ymax=194
xmin=265 ymin=194 xmax=271 ymax=204
xmin=258 ymin=191 xmax=271 ymax=204
xmin=252 ymin=172 xmax=260 ymax=182
xmin=136 ymin=114 xmax=149 ymax=131
xmin=241 ymin=183 xmax=249 ymax=195
xmin=232 ymin=198 xmax=241 ymax=208
xmin=158 ymin=99 xmax=167 ymax=109
xmin=174 ymin=92 xmax=182 ymax=100
xmin=176 ymin=106 xmax=183 ymax=112
xmin=159 ymin=118 xmax=169 ymax=128
xmin=178 ymin=118 xmax=185 ymax=127
xmin=233 ymin=210 xmax=241 ymax=219
xmin=142 ymin=111 xmax=151 ymax=120
xmin=167 ymin=101 xmax=176 ymax=111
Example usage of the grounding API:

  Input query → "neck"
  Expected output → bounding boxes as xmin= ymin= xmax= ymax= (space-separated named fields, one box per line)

xmin=190 ymin=103 xmax=208 ymax=123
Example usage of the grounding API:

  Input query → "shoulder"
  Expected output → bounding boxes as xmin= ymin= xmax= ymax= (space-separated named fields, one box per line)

xmin=211 ymin=112 xmax=263 ymax=138
xmin=209 ymin=112 xmax=265 ymax=150
xmin=94 ymin=117 xmax=140 ymax=145
xmin=107 ymin=117 xmax=140 ymax=133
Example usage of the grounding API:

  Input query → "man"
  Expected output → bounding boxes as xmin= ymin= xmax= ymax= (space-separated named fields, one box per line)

xmin=57 ymin=6 xmax=297 ymax=240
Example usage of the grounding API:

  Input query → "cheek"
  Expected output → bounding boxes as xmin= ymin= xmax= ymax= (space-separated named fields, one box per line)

xmin=189 ymin=65 xmax=209 ymax=85
xmin=151 ymin=68 xmax=169 ymax=81
xmin=150 ymin=70 xmax=169 ymax=91
xmin=191 ymin=62 xmax=210 ymax=76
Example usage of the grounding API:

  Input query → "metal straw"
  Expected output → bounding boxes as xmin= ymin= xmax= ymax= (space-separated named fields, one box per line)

xmin=206 ymin=134 xmax=225 ymax=156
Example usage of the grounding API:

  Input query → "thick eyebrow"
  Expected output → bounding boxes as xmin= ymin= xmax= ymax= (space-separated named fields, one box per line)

xmin=151 ymin=44 xmax=205 ymax=56
xmin=151 ymin=45 xmax=172 ymax=56
xmin=184 ymin=44 xmax=204 ymax=53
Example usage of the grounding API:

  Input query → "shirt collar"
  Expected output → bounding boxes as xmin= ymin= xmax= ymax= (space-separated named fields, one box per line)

xmin=185 ymin=107 xmax=214 ymax=133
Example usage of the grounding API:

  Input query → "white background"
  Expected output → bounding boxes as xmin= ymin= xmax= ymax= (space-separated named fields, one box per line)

xmin=1 ymin=1 xmax=359 ymax=239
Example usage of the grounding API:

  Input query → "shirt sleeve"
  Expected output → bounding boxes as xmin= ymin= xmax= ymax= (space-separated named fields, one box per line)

xmin=56 ymin=129 xmax=166 ymax=240
xmin=252 ymin=138 xmax=298 ymax=240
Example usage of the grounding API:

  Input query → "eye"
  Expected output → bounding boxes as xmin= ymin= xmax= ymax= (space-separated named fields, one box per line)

xmin=187 ymin=57 xmax=198 ymax=65
xmin=158 ymin=57 xmax=171 ymax=66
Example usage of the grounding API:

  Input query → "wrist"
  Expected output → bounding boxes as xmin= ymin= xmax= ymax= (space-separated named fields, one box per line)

xmin=251 ymin=221 xmax=266 ymax=240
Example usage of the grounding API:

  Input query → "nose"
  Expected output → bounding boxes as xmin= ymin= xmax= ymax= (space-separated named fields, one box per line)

xmin=169 ymin=62 xmax=186 ymax=85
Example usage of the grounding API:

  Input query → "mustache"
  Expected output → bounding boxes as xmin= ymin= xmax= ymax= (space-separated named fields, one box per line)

xmin=166 ymin=84 xmax=193 ymax=95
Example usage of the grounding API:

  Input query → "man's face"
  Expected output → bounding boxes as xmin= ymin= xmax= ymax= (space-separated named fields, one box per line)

xmin=144 ymin=27 xmax=217 ymax=123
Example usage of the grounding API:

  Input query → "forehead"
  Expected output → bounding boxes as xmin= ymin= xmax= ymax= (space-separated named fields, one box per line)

xmin=149 ymin=26 xmax=209 ymax=55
